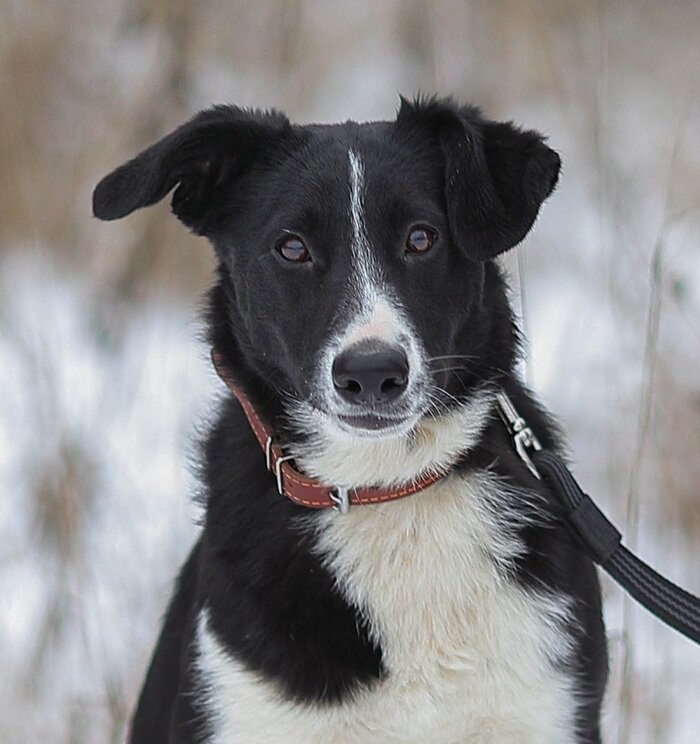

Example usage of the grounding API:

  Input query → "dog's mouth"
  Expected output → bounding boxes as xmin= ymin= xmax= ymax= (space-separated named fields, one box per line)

xmin=334 ymin=412 xmax=420 ymax=438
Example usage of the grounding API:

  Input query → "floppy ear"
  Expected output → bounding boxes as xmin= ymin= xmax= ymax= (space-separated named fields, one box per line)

xmin=396 ymin=97 xmax=560 ymax=259
xmin=92 ymin=105 xmax=291 ymax=235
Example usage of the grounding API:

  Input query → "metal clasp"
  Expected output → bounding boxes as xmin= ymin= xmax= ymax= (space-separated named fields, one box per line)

xmin=329 ymin=486 xmax=350 ymax=515
xmin=274 ymin=454 xmax=295 ymax=495
xmin=495 ymin=391 xmax=542 ymax=479
xmin=265 ymin=436 xmax=274 ymax=471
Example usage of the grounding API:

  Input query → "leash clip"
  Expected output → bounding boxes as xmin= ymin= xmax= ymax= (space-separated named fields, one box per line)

xmin=496 ymin=391 xmax=542 ymax=479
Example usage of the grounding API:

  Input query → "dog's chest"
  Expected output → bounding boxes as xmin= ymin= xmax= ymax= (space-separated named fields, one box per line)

xmin=197 ymin=473 xmax=578 ymax=744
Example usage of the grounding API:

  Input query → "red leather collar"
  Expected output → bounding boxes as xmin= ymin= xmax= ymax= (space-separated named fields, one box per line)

xmin=211 ymin=350 xmax=445 ymax=511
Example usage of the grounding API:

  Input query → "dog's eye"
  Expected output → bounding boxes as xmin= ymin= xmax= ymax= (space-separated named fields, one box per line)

xmin=276 ymin=235 xmax=310 ymax=263
xmin=406 ymin=226 xmax=437 ymax=254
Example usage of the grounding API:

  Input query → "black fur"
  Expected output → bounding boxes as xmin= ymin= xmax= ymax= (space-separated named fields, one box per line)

xmin=94 ymin=96 xmax=607 ymax=743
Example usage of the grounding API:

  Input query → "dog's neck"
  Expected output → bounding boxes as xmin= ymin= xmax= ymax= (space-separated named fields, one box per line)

xmin=285 ymin=388 xmax=497 ymax=490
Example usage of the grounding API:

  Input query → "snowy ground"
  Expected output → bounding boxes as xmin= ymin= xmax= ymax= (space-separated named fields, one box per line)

xmin=0 ymin=252 xmax=211 ymax=742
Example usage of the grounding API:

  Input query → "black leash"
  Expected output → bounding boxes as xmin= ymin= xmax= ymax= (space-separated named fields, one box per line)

xmin=496 ymin=392 xmax=700 ymax=646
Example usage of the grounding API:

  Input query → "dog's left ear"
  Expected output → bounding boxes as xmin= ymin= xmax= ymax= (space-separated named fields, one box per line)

xmin=92 ymin=105 xmax=292 ymax=236
xmin=396 ymin=97 xmax=560 ymax=259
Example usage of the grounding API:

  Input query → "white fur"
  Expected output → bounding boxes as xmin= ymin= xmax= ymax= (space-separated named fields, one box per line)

xmin=345 ymin=297 xmax=399 ymax=345
xmin=196 ymin=470 xmax=579 ymax=744
xmin=347 ymin=148 xmax=380 ymax=312
xmin=289 ymin=387 xmax=495 ymax=488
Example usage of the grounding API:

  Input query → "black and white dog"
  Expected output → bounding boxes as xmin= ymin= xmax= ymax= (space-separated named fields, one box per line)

xmin=93 ymin=96 xmax=607 ymax=743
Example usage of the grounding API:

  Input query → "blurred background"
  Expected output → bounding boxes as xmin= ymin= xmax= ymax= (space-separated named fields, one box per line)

xmin=1 ymin=1 xmax=699 ymax=741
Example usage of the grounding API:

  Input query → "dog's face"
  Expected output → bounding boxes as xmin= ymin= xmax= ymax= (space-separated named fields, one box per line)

xmin=94 ymin=98 xmax=559 ymax=443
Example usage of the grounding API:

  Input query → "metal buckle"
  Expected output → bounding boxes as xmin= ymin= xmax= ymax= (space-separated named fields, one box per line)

xmin=265 ymin=436 xmax=274 ymax=471
xmin=495 ymin=391 xmax=542 ymax=479
xmin=330 ymin=486 xmax=350 ymax=515
xmin=274 ymin=454 xmax=295 ymax=495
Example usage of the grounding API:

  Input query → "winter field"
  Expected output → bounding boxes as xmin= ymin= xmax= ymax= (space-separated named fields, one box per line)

xmin=1 ymin=1 xmax=699 ymax=742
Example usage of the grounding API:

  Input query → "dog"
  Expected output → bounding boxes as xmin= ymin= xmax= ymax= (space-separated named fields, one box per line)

xmin=93 ymin=96 xmax=608 ymax=743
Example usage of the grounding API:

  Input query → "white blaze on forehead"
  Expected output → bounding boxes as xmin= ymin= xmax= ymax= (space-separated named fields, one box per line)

xmin=348 ymin=148 xmax=379 ymax=303
xmin=346 ymin=149 xmax=402 ymax=344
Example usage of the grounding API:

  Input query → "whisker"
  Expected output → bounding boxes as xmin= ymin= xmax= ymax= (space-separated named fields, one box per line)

xmin=427 ymin=354 xmax=479 ymax=362
xmin=437 ymin=365 xmax=471 ymax=372
xmin=425 ymin=385 xmax=465 ymax=418
xmin=423 ymin=398 xmax=442 ymax=422
xmin=433 ymin=387 xmax=462 ymax=406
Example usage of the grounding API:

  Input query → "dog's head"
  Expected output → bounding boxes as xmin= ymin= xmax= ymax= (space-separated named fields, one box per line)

xmin=94 ymin=97 xmax=559 ymax=483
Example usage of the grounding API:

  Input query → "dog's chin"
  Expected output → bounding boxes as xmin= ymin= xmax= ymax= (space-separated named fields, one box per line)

xmin=333 ymin=412 xmax=420 ymax=440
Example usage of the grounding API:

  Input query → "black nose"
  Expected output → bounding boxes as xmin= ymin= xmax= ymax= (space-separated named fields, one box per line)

xmin=332 ymin=343 xmax=409 ymax=404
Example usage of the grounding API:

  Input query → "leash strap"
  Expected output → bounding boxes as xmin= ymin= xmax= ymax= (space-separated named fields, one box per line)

xmin=532 ymin=450 xmax=700 ymax=645
xmin=497 ymin=392 xmax=700 ymax=645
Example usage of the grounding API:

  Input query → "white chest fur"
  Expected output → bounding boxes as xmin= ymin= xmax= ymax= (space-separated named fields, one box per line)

xmin=197 ymin=472 xmax=579 ymax=744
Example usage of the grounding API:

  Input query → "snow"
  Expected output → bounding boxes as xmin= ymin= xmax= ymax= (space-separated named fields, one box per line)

xmin=0 ymin=251 xmax=214 ymax=742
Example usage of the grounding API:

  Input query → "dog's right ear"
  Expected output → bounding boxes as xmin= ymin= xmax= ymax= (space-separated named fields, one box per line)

xmin=396 ymin=96 xmax=560 ymax=260
xmin=92 ymin=106 xmax=291 ymax=235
